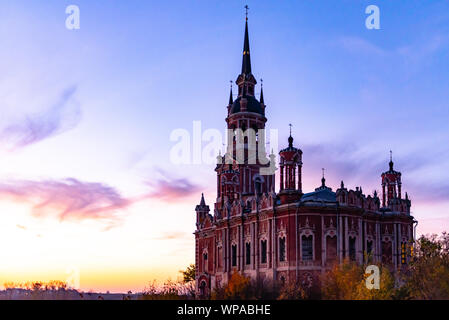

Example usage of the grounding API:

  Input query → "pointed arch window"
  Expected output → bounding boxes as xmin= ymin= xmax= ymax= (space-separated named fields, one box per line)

xmin=203 ymin=252 xmax=208 ymax=272
xmin=231 ymin=245 xmax=237 ymax=267
xmin=245 ymin=242 xmax=251 ymax=265
xmin=349 ymin=237 xmax=356 ymax=261
xmin=301 ymin=235 xmax=313 ymax=261
xmin=279 ymin=237 xmax=286 ymax=262
xmin=261 ymin=240 xmax=267 ymax=264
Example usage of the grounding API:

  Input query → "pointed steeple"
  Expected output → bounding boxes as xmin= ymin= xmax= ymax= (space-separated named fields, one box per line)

xmin=241 ymin=12 xmax=252 ymax=75
xmin=200 ymin=193 xmax=206 ymax=206
xmin=260 ymin=79 xmax=264 ymax=104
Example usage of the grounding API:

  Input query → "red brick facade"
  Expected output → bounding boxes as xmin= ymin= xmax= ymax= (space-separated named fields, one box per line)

xmin=194 ymin=18 xmax=416 ymax=298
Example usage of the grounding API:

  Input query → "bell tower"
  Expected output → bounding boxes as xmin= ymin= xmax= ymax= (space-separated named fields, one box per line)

xmin=278 ymin=126 xmax=303 ymax=204
xmin=215 ymin=9 xmax=275 ymax=213
xmin=381 ymin=151 xmax=402 ymax=207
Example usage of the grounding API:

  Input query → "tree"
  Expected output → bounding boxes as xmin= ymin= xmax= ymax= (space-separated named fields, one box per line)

xmin=321 ymin=259 xmax=399 ymax=300
xmin=403 ymin=233 xmax=449 ymax=299
xmin=220 ymin=273 xmax=253 ymax=300
xmin=179 ymin=264 xmax=196 ymax=298
xmin=180 ymin=264 xmax=196 ymax=283
xmin=321 ymin=259 xmax=364 ymax=300
xmin=277 ymin=279 xmax=308 ymax=300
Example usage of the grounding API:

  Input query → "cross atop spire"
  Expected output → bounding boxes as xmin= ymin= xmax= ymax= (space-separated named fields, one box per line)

xmin=245 ymin=5 xmax=249 ymax=20
xmin=260 ymin=79 xmax=265 ymax=104
xmin=321 ymin=168 xmax=326 ymax=187
xmin=288 ymin=124 xmax=294 ymax=148
xmin=389 ymin=150 xmax=394 ymax=171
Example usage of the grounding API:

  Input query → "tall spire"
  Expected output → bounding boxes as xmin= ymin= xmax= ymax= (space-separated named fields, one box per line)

xmin=260 ymin=79 xmax=264 ymax=104
xmin=241 ymin=6 xmax=252 ymax=75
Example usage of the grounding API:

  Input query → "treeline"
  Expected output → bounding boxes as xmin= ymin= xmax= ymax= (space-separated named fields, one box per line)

xmin=208 ymin=232 xmax=449 ymax=300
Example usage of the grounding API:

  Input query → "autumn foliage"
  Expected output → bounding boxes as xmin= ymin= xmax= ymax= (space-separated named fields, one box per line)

xmin=321 ymin=260 xmax=397 ymax=300
xmin=210 ymin=232 xmax=449 ymax=300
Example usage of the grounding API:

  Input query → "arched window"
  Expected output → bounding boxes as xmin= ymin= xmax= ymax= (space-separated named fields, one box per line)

xmin=301 ymin=235 xmax=313 ymax=261
xmin=261 ymin=240 xmax=267 ymax=264
xmin=231 ymin=245 xmax=237 ymax=267
xmin=245 ymin=242 xmax=251 ymax=265
xmin=326 ymin=235 xmax=337 ymax=262
xmin=203 ymin=252 xmax=208 ymax=272
xmin=349 ymin=237 xmax=356 ymax=261
xmin=367 ymin=240 xmax=373 ymax=255
xmin=279 ymin=237 xmax=286 ymax=262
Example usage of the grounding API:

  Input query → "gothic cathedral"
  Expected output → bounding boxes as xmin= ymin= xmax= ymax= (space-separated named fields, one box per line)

xmin=194 ymin=16 xmax=417 ymax=298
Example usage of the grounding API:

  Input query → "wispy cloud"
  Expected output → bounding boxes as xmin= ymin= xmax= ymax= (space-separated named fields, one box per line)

xmin=407 ymin=182 xmax=449 ymax=204
xmin=336 ymin=36 xmax=386 ymax=56
xmin=152 ymin=231 xmax=191 ymax=240
xmin=0 ymin=178 xmax=130 ymax=228
xmin=146 ymin=170 xmax=201 ymax=202
xmin=0 ymin=85 xmax=81 ymax=151
xmin=397 ymin=34 xmax=449 ymax=64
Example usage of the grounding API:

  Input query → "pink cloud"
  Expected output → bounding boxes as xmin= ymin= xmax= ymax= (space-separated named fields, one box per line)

xmin=146 ymin=175 xmax=201 ymax=202
xmin=152 ymin=232 xmax=191 ymax=240
xmin=0 ymin=178 xmax=130 ymax=227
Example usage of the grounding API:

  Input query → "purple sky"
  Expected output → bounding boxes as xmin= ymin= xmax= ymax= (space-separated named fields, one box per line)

xmin=0 ymin=0 xmax=448 ymax=292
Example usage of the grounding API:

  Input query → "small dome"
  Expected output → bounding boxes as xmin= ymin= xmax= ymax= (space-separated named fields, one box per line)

xmin=230 ymin=95 xmax=264 ymax=115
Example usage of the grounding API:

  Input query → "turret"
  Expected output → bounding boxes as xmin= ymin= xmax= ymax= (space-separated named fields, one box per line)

xmin=279 ymin=126 xmax=303 ymax=204
xmin=381 ymin=151 xmax=402 ymax=207
xmin=196 ymin=193 xmax=210 ymax=228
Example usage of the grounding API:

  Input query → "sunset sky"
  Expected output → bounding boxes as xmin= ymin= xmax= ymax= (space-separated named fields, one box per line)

xmin=0 ymin=0 xmax=448 ymax=293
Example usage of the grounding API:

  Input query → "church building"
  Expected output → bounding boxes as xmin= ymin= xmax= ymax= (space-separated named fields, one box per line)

xmin=194 ymin=15 xmax=417 ymax=298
